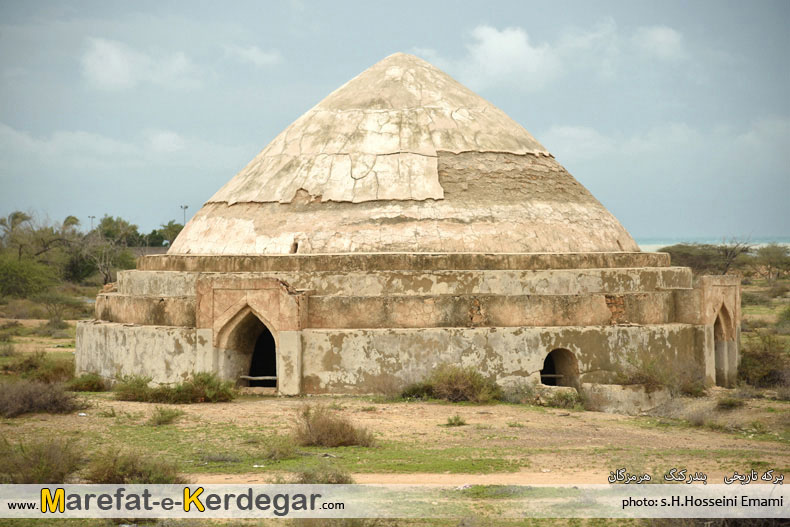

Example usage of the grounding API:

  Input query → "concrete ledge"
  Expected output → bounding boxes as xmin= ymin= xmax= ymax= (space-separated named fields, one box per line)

xmin=306 ymin=291 xmax=676 ymax=328
xmin=138 ymin=252 xmax=670 ymax=273
xmin=117 ymin=266 xmax=691 ymax=298
xmin=95 ymin=294 xmax=196 ymax=327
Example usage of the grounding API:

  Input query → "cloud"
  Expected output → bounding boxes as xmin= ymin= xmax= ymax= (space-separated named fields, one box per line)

xmin=633 ymin=26 xmax=686 ymax=61
xmin=415 ymin=20 xmax=685 ymax=91
xmin=0 ymin=123 xmax=249 ymax=172
xmin=80 ymin=37 xmax=201 ymax=90
xmin=224 ymin=45 xmax=283 ymax=67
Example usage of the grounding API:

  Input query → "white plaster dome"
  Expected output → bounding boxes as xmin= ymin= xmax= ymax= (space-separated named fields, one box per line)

xmin=169 ymin=53 xmax=638 ymax=255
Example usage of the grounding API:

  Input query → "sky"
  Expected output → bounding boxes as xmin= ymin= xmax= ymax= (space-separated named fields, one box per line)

xmin=0 ymin=0 xmax=788 ymax=240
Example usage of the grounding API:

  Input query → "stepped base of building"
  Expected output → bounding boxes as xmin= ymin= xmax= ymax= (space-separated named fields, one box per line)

xmin=76 ymin=252 xmax=741 ymax=394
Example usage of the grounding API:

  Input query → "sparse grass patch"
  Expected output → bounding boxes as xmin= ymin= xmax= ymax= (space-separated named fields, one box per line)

xmin=616 ymin=355 xmax=706 ymax=397
xmin=0 ymin=438 xmax=81 ymax=483
xmin=199 ymin=452 xmax=242 ymax=463
xmin=443 ymin=414 xmax=466 ymax=427
xmin=0 ymin=342 xmax=17 ymax=357
xmin=114 ymin=372 xmax=235 ymax=403
xmin=402 ymin=364 xmax=502 ymax=403
xmin=543 ymin=389 xmax=585 ymax=410
xmin=85 ymin=450 xmax=185 ymax=484
xmin=67 ymin=372 xmax=107 ymax=392
xmin=507 ymin=421 xmax=524 ymax=428
xmin=293 ymin=404 xmax=375 ymax=447
xmin=717 ymin=397 xmax=746 ymax=410
xmin=261 ymin=434 xmax=298 ymax=461
xmin=291 ymin=464 xmax=354 ymax=484
xmin=147 ymin=406 xmax=185 ymax=426
xmin=0 ymin=380 xmax=84 ymax=417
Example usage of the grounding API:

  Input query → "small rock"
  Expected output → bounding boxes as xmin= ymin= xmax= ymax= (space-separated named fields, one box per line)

xmin=78 ymin=413 xmax=87 ymax=417
xmin=541 ymin=469 xmax=551 ymax=473
xmin=253 ymin=464 xmax=264 ymax=468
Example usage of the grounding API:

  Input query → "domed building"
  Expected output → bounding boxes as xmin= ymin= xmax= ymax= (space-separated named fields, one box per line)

xmin=76 ymin=53 xmax=740 ymax=402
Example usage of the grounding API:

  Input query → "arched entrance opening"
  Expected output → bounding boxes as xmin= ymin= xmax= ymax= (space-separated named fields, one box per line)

xmin=218 ymin=308 xmax=278 ymax=388
xmin=540 ymin=348 xmax=579 ymax=388
xmin=714 ymin=305 xmax=733 ymax=387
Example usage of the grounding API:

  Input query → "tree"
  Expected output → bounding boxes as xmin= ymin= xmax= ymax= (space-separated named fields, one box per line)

xmin=751 ymin=243 xmax=790 ymax=282
xmin=158 ymin=220 xmax=183 ymax=245
xmin=0 ymin=211 xmax=33 ymax=260
xmin=96 ymin=215 xmax=141 ymax=246
xmin=716 ymin=238 xmax=753 ymax=275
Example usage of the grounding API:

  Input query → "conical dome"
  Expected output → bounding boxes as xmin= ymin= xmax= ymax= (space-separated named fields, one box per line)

xmin=170 ymin=52 xmax=638 ymax=254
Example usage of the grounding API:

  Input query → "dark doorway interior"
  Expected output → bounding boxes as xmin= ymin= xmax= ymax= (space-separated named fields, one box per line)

xmin=540 ymin=353 xmax=558 ymax=386
xmin=249 ymin=328 xmax=276 ymax=387
xmin=539 ymin=348 xmax=579 ymax=388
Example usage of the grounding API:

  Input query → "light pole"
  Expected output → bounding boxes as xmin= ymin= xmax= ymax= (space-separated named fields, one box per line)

xmin=180 ymin=205 xmax=188 ymax=225
xmin=88 ymin=215 xmax=96 ymax=230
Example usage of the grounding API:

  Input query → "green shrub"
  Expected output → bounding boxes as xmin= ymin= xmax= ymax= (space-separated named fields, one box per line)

xmin=0 ymin=438 xmax=81 ymax=483
xmin=0 ymin=380 xmax=84 ymax=417
xmin=400 ymin=381 xmax=433 ymax=400
xmin=444 ymin=414 xmax=466 ymax=427
xmin=501 ymin=379 xmax=539 ymax=404
xmin=544 ymin=390 xmax=585 ymax=410
xmin=114 ymin=373 xmax=235 ymax=403
xmin=0 ymin=255 xmax=56 ymax=298
xmin=67 ymin=372 xmax=108 ymax=392
xmin=292 ymin=464 xmax=354 ymax=484
xmin=146 ymin=406 xmax=185 ymax=426
xmin=293 ymin=404 xmax=375 ymax=447
xmin=420 ymin=363 xmax=502 ymax=403
xmin=85 ymin=451 xmax=184 ymax=484
xmin=3 ymin=351 xmax=75 ymax=383
xmin=717 ymin=397 xmax=746 ymax=410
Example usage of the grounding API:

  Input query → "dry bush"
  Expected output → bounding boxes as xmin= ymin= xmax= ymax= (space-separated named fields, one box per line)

xmin=293 ymin=404 xmax=375 ymax=447
xmin=67 ymin=372 xmax=108 ymax=392
xmin=0 ymin=380 xmax=84 ymax=417
xmin=146 ymin=406 xmax=184 ymax=426
xmin=0 ymin=342 xmax=17 ymax=357
xmin=716 ymin=396 xmax=746 ymax=410
xmin=500 ymin=379 xmax=539 ymax=404
xmin=85 ymin=451 xmax=184 ymax=484
xmin=739 ymin=333 xmax=789 ymax=388
xmin=405 ymin=363 xmax=502 ymax=403
xmin=114 ymin=373 xmax=235 ymax=403
xmin=617 ymin=355 xmax=706 ymax=397
xmin=292 ymin=464 xmax=354 ymax=484
xmin=0 ymin=438 xmax=81 ymax=483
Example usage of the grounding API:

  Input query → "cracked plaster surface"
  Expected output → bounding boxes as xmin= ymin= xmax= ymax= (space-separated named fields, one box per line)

xmin=207 ymin=53 xmax=548 ymax=206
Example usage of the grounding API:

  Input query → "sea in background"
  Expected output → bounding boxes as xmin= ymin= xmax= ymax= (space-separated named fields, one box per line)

xmin=635 ymin=236 xmax=790 ymax=253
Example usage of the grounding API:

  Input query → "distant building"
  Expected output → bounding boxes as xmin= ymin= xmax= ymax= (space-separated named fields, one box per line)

xmin=77 ymin=54 xmax=740 ymax=404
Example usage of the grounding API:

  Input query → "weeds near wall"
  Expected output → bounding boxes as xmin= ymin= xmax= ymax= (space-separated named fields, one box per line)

xmin=616 ymin=355 xmax=707 ymax=397
xmin=114 ymin=372 xmax=236 ymax=403
xmin=293 ymin=404 xmax=375 ymax=447
xmin=67 ymin=372 xmax=108 ymax=392
xmin=0 ymin=380 xmax=85 ymax=417
xmin=401 ymin=363 xmax=502 ymax=403
xmin=0 ymin=438 xmax=81 ymax=483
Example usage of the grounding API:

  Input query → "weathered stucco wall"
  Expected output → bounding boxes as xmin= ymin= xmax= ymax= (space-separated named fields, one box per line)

xmin=300 ymin=324 xmax=709 ymax=394
xmin=76 ymin=321 xmax=213 ymax=385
